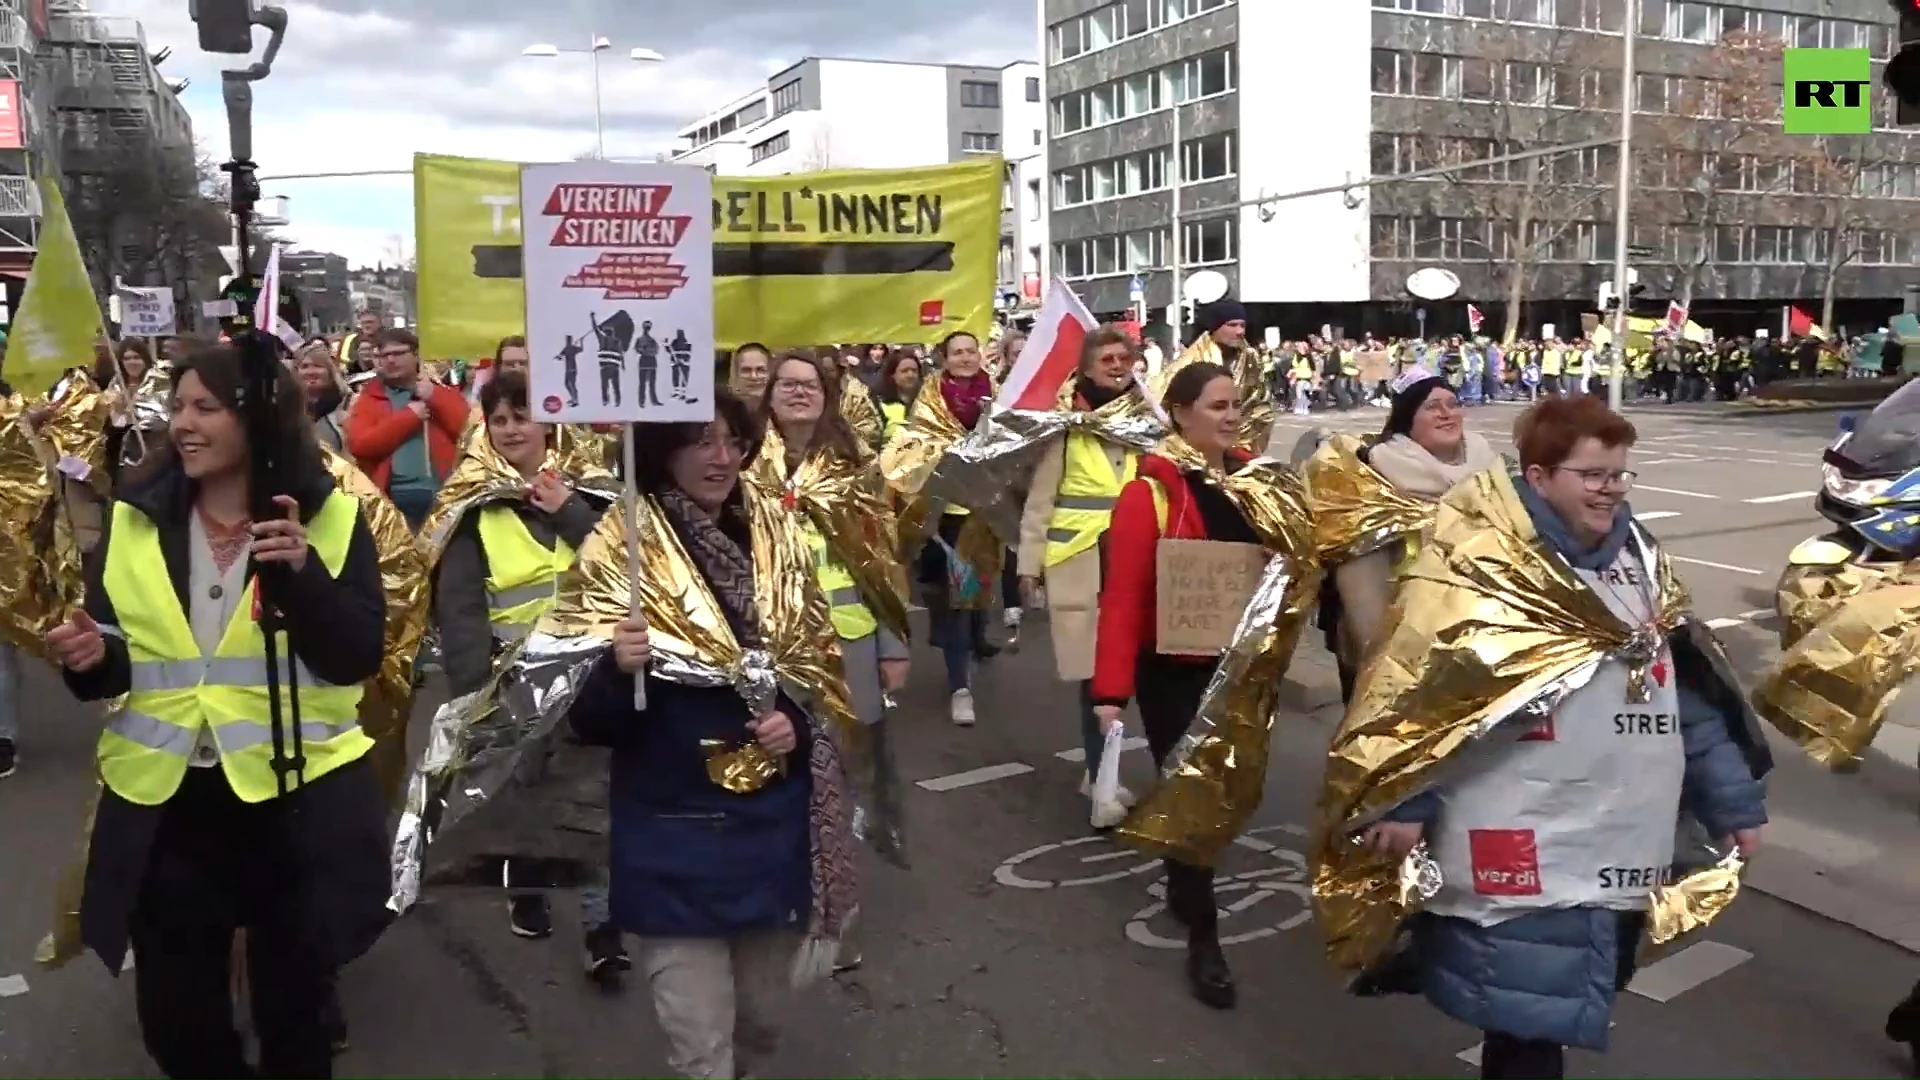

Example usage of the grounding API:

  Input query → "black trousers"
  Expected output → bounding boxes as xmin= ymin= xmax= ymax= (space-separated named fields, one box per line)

xmin=1135 ymin=651 xmax=1219 ymax=930
xmin=1480 ymin=1032 xmax=1563 ymax=1079
xmin=128 ymin=768 xmax=335 ymax=1079
xmin=598 ymin=362 xmax=622 ymax=406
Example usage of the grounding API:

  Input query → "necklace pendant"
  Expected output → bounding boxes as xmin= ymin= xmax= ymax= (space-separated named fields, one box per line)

xmin=781 ymin=489 xmax=797 ymax=510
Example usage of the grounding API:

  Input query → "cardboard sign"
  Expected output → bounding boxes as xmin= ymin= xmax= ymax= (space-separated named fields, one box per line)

xmin=1154 ymin=538 xmax=1267 ymax=656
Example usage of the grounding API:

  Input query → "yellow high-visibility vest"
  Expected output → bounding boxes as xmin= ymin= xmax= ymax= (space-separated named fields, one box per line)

xmin=1566 ymin=351 xmax=1586 ymax=375
xmin=1290 ymin=357 xmax=1313 ymax=381
xmin=1541 ymin=349 xmax=1563 ymax=375
xmin=1339 ymin=349 xmax=1359 ymax=376
xmin=880 ymin=400 xmax=907 ymax=443
xmin=476 ymin=505 xmax=576 ymax=644
xmin=1044 ymin=431 xmax=1138 ymax=568
xmin=805 ymin=520 xmax=876 ymax=640
xmin=98 ymin=491 xmax=370 ymax=806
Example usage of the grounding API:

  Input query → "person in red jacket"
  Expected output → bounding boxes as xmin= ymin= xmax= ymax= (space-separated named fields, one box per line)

xmin=344 ymin=328 xmax=468 ymax=530
xmin=1091 ymin=360 xmax=1257 ymax=1013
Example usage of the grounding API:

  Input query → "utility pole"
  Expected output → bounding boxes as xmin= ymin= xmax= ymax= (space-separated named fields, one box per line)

xmin=1607 ymin=0 xmax=1639 ymax=411
xmin=1166 ymin=72 xmax=1184 ymax=350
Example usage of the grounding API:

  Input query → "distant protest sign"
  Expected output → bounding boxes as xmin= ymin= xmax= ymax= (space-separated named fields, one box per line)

xmin=1154 ymin=539 xmax=1266 ymax=656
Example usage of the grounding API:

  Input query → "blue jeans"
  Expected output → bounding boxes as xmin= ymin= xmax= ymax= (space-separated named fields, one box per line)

xmin=938 ymin=609 xmax=977 ymax=693
xmin=0 ymin=643 xmax=19 ymax=742
xmin=388 ymin=487 xmax=436 ymax=533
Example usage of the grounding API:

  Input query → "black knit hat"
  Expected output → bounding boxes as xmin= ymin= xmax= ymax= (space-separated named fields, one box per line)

xmin=1204 ymin=298 xmax=1247 ymax=333
xmin=1384 ymin=366 xmax=1451 ymax=438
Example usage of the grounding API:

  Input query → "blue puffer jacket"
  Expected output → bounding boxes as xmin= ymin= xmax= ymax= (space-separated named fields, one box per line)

xmin=568 ymin=654 xmax=814 ymax=939
xmin=1380 ymin=488 xmax=1768 ymax=1051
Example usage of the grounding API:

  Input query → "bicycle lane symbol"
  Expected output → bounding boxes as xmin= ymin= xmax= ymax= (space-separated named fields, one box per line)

xmin=992 ymin=823 xmax=1317 ymax=950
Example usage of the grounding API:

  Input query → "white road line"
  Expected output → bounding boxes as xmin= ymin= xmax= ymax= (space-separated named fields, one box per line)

xmin=1737 ymin=608 xmax=1774 ymax=620
xmin=1671 ymin=555 xmax=1762 ymax=575
xmin=1764 ymin=813 xmax=1882 ymax=869
xmin=1744 ymin=491 xmax=1816 ymax=504
xmin=0 ymin=973 xmax=26 ymax=997
xmin=1637 ymin=484 xmax=1719 ymax=499
xmin=1637 ymin=510 xmax=1682 ymax=520
xmin=1704 ymin=617 xmax=1748 ymax=629
xmin=1056 ymin=737 xmax=1148 ymax=763
xmin=1627 ymin=941 xmax=1753 ymax=1002
xmin=1635 ymin=457 xmax=1699 ymax=467
xmin=916 ymin=762 xmax=1035 ymax=792
xmin=1456 ymin=1044 xmax=1483 ymax=1068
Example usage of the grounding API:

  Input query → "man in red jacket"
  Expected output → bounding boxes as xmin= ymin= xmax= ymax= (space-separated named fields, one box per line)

xmin=344 ymin=328 xmax=468 ymax=530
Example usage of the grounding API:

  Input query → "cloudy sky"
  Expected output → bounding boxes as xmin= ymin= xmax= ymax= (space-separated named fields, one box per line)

xmin=97 ymin=0 xmax=1037 ymax=267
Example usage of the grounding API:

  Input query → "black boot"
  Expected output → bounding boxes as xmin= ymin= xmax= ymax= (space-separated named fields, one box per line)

xmin=1165 ymin=860 xmax=1235 ymax=1009
xmin=1886 ymin=978 xmax=1920 ymax=1072
xmin=322 ymin=979 xmax=349 ymax=1055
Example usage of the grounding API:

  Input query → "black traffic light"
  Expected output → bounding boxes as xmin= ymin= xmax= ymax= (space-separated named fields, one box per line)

xmin=1887 ymin=0 xmax=1920 ymax=124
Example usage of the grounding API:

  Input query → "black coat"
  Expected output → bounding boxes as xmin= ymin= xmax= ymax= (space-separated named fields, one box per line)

xmin=62 ymin=460 xmax=392 ymax=974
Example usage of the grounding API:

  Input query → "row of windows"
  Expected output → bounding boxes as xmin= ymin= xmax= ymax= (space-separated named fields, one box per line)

xmin=1371 ymin=215 xmax=1920 ymax=268
xmin=1048 ymin=0 xmax=1231 ymax=63
xmin=1051 ymin=133 xmax=1237 ymax=209
xmin=686 ymin=100 xmax=768 ymax=151
xmin=1053 ymin=217 xmax=1237 ymax=280
xmin=771 ymin=80 xmax=802 ymax=117
xmin=961 ymin=79 xmax=1039 ymax=109
xmin=1051 ymin=48 xmax=1234 ymax=136
xmin=961 ymin=131 xmax=1000 ymax=153
xmin=750 ymin=131 xmax=789 ymax=164
xmin=1370 ymin=49 xmax=1783 ymax=124
xmin=1371 ymin=0 xmax=1890 ymax=57
xmin=1370 ymin=134 xmax=1619 ymax=186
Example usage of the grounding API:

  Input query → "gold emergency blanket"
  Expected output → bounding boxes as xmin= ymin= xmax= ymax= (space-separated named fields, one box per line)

xmin=1112 ymin=435 xmax=1320 ymax=867
xmin=1304 ymin=433 xmax=1437 ymax=567
xmin=116 ymin=359 xmax=174 ymax=473
xmin=1311 ymin=469 xmax=1764 ymax=975
xmin=745 ymin=425 xmax=911 ymax=644
xmin=1148 ymin=334 xmax=1273 ymax=452
xmin=456 ymin=400 xmax=618 ymax=474
xmin=390 ymin=479 xmax=885 ymax=912
xmin=1773 ymin=554 xmax=1919 ymax=652
xmin=417 ymin=420 xmax=620 ymax=576
xmin=319 ymin=445 xmax=432 ymax=804
xmin=1753 ymin=581 xmax=1920 ymax=770
xmin=839 ymin=374 xmax=884 ymax=450
xmin=920 ymin=379 xmax=1164 ymax=550
xmin=878 ymin=370 xmax=1001 ymax=604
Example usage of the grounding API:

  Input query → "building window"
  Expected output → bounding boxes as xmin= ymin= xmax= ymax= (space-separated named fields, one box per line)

xmin=1026 ymin=76 xmax=1040 ymax=102
xmin=750 ymin=132 xmax=789 ymax=163
xmin=771 ymin=80 xmax=802 ymax=117
xmin=1027 ymin=179 xmax=1041 ymax=220
xmin=962 ymin=131 xmax=1001 ymax=153
xmin=1170 ymin=48 xmax=1235 ymax=102
xmin=1181 ymin=217 xmax=1236 ymax=265
xmin=1033 ymin=128 xmax=1042 ymax=146
xmin=961 ymin=80 xmax=1001 ymax=108
xmin=1179 ymin=132 xmax=1235 ymax=183
xmin=1048 ymin=0 xmax=1233 ymax=62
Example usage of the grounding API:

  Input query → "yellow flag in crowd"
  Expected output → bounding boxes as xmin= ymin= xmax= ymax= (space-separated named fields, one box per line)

xmin=8 ymin=175 xmax=103 ymax=393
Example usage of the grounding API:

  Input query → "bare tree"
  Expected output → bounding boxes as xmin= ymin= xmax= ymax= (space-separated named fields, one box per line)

xmin=1631 ymin=28 xmax=1791 ymax=312
xmin=67 ymin=137 xmax=230 ymax=305
xmin=801 ymin=125 xmax=834 ymax=171
xmin=1793 ymin=133 xmax=1919 ymax=331
xmin=1408 ymin=22 xmax=1614 ymax=341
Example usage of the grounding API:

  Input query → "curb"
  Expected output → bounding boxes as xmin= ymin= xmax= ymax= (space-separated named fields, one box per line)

xmin=1732 ymin=400 xmax=1875 ymax=415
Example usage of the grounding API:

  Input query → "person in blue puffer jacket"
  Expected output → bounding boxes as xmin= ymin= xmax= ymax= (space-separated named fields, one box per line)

xmin=1357 ymin=395 xmax=1768 ymax=1080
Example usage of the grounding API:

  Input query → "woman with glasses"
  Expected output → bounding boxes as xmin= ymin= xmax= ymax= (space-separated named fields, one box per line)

xmin=1318 ymin=394 xmax=1769 ymax=1080
xmin=1305 ymin=366 xmax=1501 ymax=703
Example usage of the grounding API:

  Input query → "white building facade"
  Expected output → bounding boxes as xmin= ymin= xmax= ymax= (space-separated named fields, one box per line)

xmin=669 ymin=57 xmax=1046 ymax=308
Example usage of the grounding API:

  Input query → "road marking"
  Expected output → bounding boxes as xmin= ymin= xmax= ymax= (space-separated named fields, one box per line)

xmin=1635 ymin=457 xmax=1699 ymax=466
xmin=1704 ymin=617 xmax=1747 ymax=629
xmin=1637 ymin=510 xmax=1682 ymax=520
xmin=1738 ymin=608 xmax=1774 ymax=619
xmin=1637 ymin=484 xmax=1719 ymax=499
xmin=1744 ymin=491 xmax=1816 ymax=504
xmin=917 ymin=762 xmax=1035 ymax=792
xmin=1056 ymin=737 xmax=1148 ymax=763
xmin=1627 ymin=941 xmax=1753 ymax=1002
xmin=1671 ymin=555 xmax=1761 ymax=575
xmin=1765 ymin=813 xmax=1882 ymax=869
xmin=0 ymin=974 xmax=25 ymax=998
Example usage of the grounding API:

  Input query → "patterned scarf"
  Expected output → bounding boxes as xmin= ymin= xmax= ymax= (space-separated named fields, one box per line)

xmin=656 ymin=486 xmax=860 ymax=961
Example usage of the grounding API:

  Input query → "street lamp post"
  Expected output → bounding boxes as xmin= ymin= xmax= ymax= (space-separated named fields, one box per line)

xmin=521 ymin=36 xmax=665 ymax=159
xmin=1606 ymin=0 xmax=1640 ymax=411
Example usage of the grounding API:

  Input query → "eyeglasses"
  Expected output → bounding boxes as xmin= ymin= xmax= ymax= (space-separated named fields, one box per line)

xmin=773 ymin=378 xmax=822 ymax=395
xmin=1554 ymin=466 xmax=1636 ymax=492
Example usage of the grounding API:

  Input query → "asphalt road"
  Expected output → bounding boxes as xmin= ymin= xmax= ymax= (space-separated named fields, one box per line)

xmin=4 ymin=398 xmax=1918 ymax=1078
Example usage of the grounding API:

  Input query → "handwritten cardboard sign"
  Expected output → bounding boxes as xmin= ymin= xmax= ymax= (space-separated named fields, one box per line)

xmin=1154 ymin=538 xmax=1267 ymax=656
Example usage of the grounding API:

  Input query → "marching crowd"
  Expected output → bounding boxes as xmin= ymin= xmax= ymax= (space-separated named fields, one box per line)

xmin=0 ymin=293 xmax=1909 ymax=1080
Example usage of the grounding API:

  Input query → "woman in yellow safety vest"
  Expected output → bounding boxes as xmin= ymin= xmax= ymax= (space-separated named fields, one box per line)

xmin=1540 ymin=340 xmax=1564 ymax=396
xmin=1014 ymin=325 xmax=1154 ymax=820
xmin=429 ymin=369 xmax=624 ymax=982
xmin=875 ymin=349 xmax=921 ymax=443
xmin=45 ymin=342 xmax=391 ymax=1079
xmin=748 ymin=349 xmax=911 ymax=969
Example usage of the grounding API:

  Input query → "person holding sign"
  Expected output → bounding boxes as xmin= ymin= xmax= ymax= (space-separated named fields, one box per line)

xmin=1088 ymin=361 xmax=1263 ymax=1012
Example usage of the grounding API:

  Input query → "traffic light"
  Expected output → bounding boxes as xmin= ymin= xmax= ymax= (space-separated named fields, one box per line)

xmin=1887 ymin=0 xmax=1920 ymax=124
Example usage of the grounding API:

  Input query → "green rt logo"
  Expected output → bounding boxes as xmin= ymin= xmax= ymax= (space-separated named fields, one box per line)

xmin=1784 ymin=48 xmax=1873 ymax=134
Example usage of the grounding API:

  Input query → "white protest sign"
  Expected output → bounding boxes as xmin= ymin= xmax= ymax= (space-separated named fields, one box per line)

xmin=520 ymin=161 xmax=715 ymax=425
xmin=117 ymin=284 xmax=175 ymax=338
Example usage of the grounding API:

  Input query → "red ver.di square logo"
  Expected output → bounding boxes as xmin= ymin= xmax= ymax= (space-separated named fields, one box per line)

xmin=1469 ymin=828 xmax=1543 ymax=896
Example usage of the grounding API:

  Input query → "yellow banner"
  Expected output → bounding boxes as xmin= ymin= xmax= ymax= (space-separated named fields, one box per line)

xmin=9 ymin=175 xmax=104 ymax=393
xmin=414 ymin=153 xmax=1001 ymax=357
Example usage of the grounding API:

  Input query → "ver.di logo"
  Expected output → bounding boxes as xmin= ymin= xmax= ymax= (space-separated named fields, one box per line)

xmin=1784 ymin=47 xmax=1873 ymax=134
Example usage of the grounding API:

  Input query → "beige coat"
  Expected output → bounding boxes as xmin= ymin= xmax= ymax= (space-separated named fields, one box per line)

xmin=1018 ymin=436 xmax=1130 ymax=683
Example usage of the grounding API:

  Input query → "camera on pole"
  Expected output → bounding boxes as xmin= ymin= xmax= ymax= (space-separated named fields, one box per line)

xmin=190 ymin=0 xmax=307 ymax=796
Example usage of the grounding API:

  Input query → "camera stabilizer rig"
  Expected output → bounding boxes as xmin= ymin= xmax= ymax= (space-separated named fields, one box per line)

xmin=191 ymin=0 xmax=307 ymax=797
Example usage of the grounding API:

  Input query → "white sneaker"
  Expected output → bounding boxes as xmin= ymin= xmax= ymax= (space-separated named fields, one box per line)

xmin=1078 ymin=774 xmax=1137 ymax=807
xmin=950 ymin=689 xmax=975 ymax=726
xmin=1003 ymin=606 xmax=1023 ymax=630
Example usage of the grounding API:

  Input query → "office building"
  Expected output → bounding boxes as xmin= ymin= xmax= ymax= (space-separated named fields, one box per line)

xmin=669 ymin=56 xmax=1048 ymax=314
xmin=1042 ymin=0 xmax=1920 ymax=332
xmin=0 ymin=0 xmax=54 ymax=298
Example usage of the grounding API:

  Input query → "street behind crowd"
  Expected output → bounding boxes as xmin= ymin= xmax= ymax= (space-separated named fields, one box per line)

xmin=6 ymin=400 xmax=1920 ymax=1079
